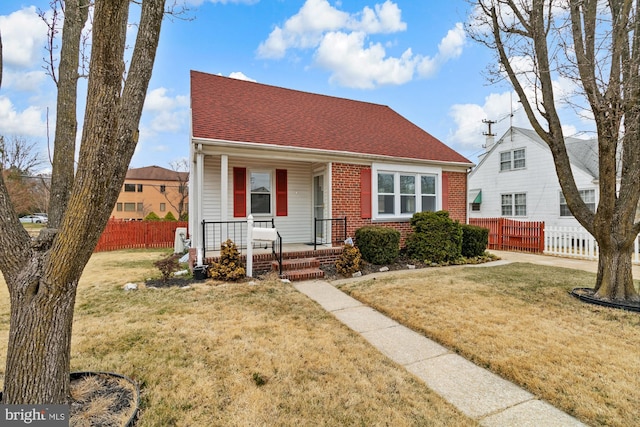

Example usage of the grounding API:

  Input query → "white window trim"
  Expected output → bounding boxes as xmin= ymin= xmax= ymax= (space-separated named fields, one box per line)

xmin=371 ymin=163 xmax=441 ymax=221
xmin=501 ymin=192 xmax=527 ymax=217
xmin=249 ymin=170 xmax=273 ymax=216
xmin=559 ymin=189 xmax=596 ymax=217
xmin=499 ymin=148 xmax=526 ymax=172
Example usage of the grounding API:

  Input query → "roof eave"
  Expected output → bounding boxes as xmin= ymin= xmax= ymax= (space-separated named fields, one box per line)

xmin=192 ymin=137 xmax=474 ymax=169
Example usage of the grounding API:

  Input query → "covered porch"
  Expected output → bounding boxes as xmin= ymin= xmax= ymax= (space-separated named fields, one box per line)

xmin=188 ymin=147 xmax=348 ymax=278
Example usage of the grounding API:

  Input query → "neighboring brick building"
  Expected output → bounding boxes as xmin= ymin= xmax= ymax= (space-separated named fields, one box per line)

xmin=189 ymin=71 xmax=473 ymax=265
xmin=112 ymin=165 xmax=188 ymax=221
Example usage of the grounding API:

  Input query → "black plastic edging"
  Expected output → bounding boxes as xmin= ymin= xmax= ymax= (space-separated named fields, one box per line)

xmin=570 ymin=288 xmax=640 ymax=313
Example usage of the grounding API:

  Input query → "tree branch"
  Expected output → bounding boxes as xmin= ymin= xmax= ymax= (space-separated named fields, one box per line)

xmin=48 ymin=0 xmax=90 ymax=228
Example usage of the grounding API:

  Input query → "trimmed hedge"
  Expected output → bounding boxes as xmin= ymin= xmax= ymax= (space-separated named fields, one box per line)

xmin=461 ymin=224 xmax=489 ymax=258
xmin=355 ymin=226 xmax=400 ymax=265
xmin=405 ymin=211 xmax=462 ymax=263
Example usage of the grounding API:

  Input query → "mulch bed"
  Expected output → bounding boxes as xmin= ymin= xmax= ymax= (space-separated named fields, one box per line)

xmin=320 ymin=254 xmax=496 ymax=281
xmin=144 ymin=277 xmax=200 ymax=288
xmin=69 ymin=372 xmax=139 ymax=426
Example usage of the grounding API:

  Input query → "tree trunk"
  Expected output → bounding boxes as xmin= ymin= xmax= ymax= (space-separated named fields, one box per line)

xmin=595 ymin=240 xmax=639 ymax=301
xmin=3 ymin=256 xmax=77 ymax=404
xmin=0 ymin=0 xmax=166 ymax=404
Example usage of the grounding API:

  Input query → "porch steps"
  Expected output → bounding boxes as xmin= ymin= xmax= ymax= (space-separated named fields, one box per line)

xmin=272 ymin=258 xmax=325 ymax=282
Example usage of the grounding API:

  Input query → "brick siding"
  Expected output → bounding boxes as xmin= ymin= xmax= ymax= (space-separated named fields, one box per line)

xmin=332 ymin=163 xmax=468 ymax=246
xmin=443 ymin=170 xmax=468 ymax=222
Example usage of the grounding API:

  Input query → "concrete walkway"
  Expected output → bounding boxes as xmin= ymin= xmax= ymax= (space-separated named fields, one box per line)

xmin=294 ymin=251 xmax=592 ymax=427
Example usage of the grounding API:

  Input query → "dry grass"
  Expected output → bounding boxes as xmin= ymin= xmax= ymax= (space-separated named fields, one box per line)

xmin=0 ymin=249 xmax=475 ymax=426
xmin=337 ymin=263 xmax=640 ymax=427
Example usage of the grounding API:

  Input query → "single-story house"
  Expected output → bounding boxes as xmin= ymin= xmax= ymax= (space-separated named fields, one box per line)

xmin=189 ymin=70 xmax=473 ymax=276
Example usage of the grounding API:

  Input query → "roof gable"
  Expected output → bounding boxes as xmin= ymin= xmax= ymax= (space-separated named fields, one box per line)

xmin=473 ymin=127 xmax=599 ymax=179
xmin=190 ymin=70 xmax=471 ymax=165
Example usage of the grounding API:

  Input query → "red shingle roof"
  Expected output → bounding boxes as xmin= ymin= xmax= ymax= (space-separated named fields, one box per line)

xmin=191 ymin=70 xmax=471 ymax=165
xmin=126 ymin=165 xmax=188 ymax=182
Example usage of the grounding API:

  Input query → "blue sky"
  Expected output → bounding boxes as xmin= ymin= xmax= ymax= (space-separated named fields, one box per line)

xmin=0 ymin=0 xmax=592 ymax=171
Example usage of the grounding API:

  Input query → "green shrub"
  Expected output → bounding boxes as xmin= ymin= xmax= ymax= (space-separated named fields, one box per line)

xmin=209 ymin=239 xmax=246 ymax=281
xmin=335 ymin=244 xmax=362 ymax=276
xmin=145 ymin=212 xmax=161 ymax=221
xmin=354 ymin=226 xmax=400 ymax=265
xmin=405 ymin=211 xmax=462 ymax=263
xmin=461 ymin=224 xmax=489 ymax=258
xmin=163 ymin=211 xmax=177 ymax=221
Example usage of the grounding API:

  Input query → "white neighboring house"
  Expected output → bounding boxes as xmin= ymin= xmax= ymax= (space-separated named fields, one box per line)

xmin=468 ymin=127 xmax=598 ymax=228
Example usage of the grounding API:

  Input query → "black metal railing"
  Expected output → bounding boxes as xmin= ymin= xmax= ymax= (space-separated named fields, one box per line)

xmin=273 ymin=231 xmax=283 ymax=276
xmin=201 ymin=219 xmax=274 ymax=260
xmin=202 ymin=219 xmax=282 ymax=275
xmin=313 ymin=217 xmax=347 ymax=250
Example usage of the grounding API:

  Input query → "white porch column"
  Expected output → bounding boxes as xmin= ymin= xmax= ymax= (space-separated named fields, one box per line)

xmin=246 ymin=215 xmax=254 ymax=277
xmin=195 ymin=145 xmax=205 ymax=266
xmin=220 ymin=154 xmax=228 ymax=222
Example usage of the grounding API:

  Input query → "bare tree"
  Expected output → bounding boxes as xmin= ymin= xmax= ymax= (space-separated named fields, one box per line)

xmin=0 ymin=0 xmax=168 ymax=404
xmin=0 ymin=135 xmax=45 ymax=175
xmin=469 ymin=0 xmax=639 ymax=302
xmin=168 ymin=158 xmax=189 ymax=220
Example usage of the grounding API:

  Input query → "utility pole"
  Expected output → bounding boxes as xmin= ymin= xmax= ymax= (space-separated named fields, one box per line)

xmin=482 ymin=119 xmax=496 ymax=138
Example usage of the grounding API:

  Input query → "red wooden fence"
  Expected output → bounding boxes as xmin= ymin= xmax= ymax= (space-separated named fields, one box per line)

xmin=94 ymin=220 xmax=188 ymax=252
xmin=469 ymin=218 xmax=544 ymax=253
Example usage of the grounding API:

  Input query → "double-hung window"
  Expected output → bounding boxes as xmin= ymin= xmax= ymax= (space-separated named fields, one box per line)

xmin=421 ymin=175 xmax=436 ymax=212
xmin=375 ymin=168 xmax=438 ymax=218
xmin=500 ymin=148 xmax=526 ymax=171
xmin=400 ymin=175 xmax=416 ymax=214
xmin=501 ymin=193 xmax=527 ymax=216
xmin=559 ymin=189 xmax=595 ymax=216
xmin=250 ymin=172 xmax=272 ymax=215
xmin=378 ymin=173 xmax=395 ymax=215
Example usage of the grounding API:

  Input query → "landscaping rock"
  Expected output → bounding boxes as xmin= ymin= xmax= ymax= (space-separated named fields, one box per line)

xmin=123 ymin=283 xmax=138 ymax=291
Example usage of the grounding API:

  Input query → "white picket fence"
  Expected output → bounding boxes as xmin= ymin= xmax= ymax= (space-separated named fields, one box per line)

xmin=544 ymin=226 xmax=640 ymax=264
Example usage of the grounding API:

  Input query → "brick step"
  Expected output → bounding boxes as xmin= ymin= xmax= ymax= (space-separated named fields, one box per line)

xmin=280 ymin=267 xmax=325 ymax=282
xmin=272 ymin=257 xmax=320 ymax=272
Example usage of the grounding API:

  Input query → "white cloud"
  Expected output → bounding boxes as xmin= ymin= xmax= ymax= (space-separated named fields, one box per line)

xmin=3 ymin=70 xmax=48 ymax=93
xmin=228 ymin=71 xmax=257 ymax=82
xmin=257 ymin=1 xmax=464 ymax=89
xmin=256 ymin=0 xmax=407 ymax=59
xmin=437 ymin=23 xmax=465 ymax=61
xmin=0 ymin=96 xmax=47 ymax=137
xmin=0 ymin=7 xmax=48 ymax=69
xmin=186 ymin=0 xmax=259 ymax=5
xmin=257 ymin=0 xmax=349 ymax=59
xmin=349 ymin=1 xmax=406 ymax=33
xmin=417 ymin=23 xmax=465 ymax=79
xmin=315 ymin=31 xmax=416 ymax=88
xmin=448 ymin=91 xmax=521 ymax=149
xmin=142 ymin=88 xmax=189 ymax=134
xmin=144 ymin=87 xmax=188 ymax=112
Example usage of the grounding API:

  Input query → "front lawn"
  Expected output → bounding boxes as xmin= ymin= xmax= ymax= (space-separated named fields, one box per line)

xmin=0 ymin=250 xmax=475 ymax=426
xmin=337 ymin=263 xmax=640 ymax=427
